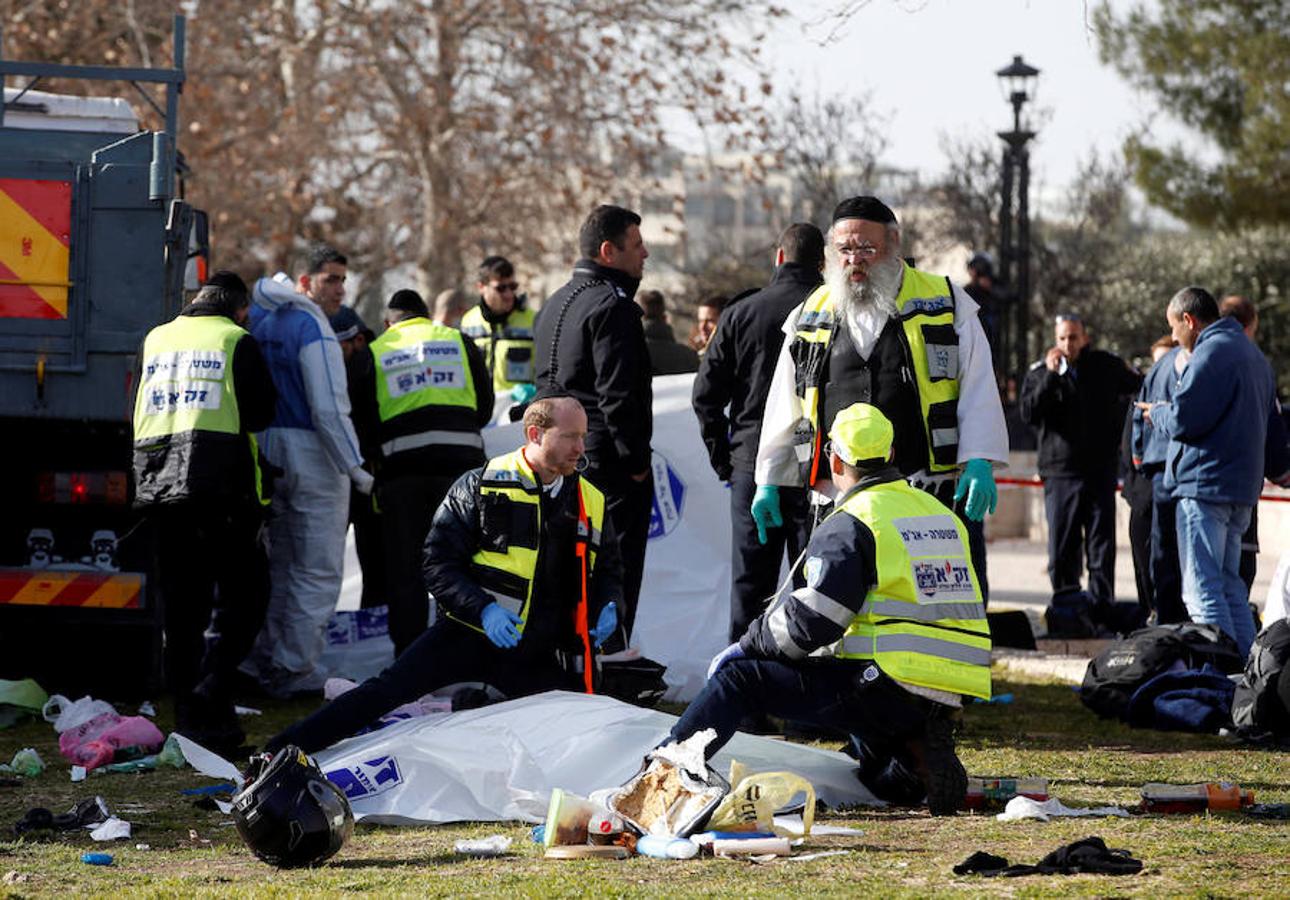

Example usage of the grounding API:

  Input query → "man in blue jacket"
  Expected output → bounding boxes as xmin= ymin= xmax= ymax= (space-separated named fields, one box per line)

xmin=1140 ymin=287 xmax=1278 ymax=656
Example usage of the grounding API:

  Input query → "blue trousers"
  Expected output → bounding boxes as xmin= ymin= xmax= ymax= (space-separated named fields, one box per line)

xmin=669 ymin=657 xmax=932 ymax=763
xmin=1149 ymin=472 xmax=1187 ymax=624
xmin=267 ymin=619 xmax=581 ymax=754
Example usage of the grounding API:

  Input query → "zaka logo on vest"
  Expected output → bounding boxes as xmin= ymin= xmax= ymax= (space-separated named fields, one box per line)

xmin=912 ymin=558 xmax=975 ymax=600
xmin=903 ymin=296 xmax=951 ymax=314
xmin=324 ymin=755 xmax=402 ymax=801
xmin=648 ymin=451 xmax=685 ymax=540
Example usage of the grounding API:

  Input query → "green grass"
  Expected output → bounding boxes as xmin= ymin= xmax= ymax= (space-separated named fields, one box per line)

xmin=1 ymin=669 xmax=1288 ymax=897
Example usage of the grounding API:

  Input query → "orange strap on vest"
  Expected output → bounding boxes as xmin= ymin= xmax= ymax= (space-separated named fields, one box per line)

xmin=574 ymin=487 xmax=595 ymax=694
xmin=808 ymin=427 xmax=824 ymax=488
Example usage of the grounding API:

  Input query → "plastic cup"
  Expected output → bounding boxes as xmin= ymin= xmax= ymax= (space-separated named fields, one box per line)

xmin=543 ymin=789 xmax=602 ymax=849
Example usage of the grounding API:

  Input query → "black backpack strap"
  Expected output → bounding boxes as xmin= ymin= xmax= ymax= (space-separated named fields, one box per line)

xmin=545 ymin=279 xmax=606 ymax=390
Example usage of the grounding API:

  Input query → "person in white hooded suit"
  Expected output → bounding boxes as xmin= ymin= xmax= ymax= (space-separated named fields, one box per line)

xmin=243 ymin=244 xmax=373 ymax=697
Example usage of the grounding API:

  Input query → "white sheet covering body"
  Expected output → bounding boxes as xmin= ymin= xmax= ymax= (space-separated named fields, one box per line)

xmin=312 ymin=691 xmax=879 ymax=825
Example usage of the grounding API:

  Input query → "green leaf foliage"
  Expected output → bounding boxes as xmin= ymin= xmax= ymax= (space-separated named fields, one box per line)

xmin=1093 ymin=0 xmax=1290 ymax=228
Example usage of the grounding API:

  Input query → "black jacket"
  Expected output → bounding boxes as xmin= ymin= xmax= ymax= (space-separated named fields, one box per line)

xmin=132 ymin=303 xmax=277 ymax=509
xmin=643 ymin=320 xmax=700 ymax=375
xmin=692 ymin=262 xmax=822 ymax=478
xmin=533 ymin=260 xmax=652 ymax=473
xmin=1020 ymin=348 xmax=1143 ymax=479
xmin=422 ymin=465 xmax=623 ymax=655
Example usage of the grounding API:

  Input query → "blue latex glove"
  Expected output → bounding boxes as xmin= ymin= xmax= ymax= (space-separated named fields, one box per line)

xmin=750 ymin=484 xmax=782 ymax=545
xmin=481 ymin=602 xmax=522 ymax=649
xmin=706 ymin=641 xmax=745 ymax=679
xmin=953 ymin=458 xmax=997 ymax=522
xmin=510 ymin=382 xmax=537 ymax=404
xmin=590 ymin=602 xmax=617 ymax=648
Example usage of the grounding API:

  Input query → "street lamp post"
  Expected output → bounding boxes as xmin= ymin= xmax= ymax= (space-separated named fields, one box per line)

xmin=995 ymin=54 xmax=1039 ymax=385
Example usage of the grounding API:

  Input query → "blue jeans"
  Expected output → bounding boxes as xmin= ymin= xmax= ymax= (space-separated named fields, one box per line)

xmin=1175 ymin=498 xmax=1255 ymax=656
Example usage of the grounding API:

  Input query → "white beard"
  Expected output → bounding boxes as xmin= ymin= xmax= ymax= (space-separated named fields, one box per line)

xmin=825 ymin=254 xmax=904 ymax=357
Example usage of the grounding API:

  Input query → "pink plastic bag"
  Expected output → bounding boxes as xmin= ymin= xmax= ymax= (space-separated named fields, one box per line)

xmin=59 ymin=713 xmax=164 ymax=770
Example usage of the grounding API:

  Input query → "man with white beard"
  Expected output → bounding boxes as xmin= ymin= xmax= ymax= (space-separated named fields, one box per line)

xmin=753 ymin=196 xmax=1008 ymax=598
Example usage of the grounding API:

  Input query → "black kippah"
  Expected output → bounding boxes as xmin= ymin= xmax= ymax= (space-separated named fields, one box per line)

xmin=831 ymin=196 xmax=896 ymax=225
xmin=388 ymin=288 xmax=428 ymax=317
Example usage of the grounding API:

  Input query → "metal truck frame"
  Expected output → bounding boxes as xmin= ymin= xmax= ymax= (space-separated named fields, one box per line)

xmin=0 ymin=15 xmax=205 ymax=696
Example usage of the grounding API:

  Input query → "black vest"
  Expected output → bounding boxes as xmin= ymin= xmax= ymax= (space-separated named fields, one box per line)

xmin=822 ymin=318 xmax=930 ymax=474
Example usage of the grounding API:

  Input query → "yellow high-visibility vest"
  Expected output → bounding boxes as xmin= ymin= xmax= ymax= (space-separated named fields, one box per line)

xmin=460 ymin=305 xmax=536 ymax=390
xmin=826 ymin=479 xmax=991 ymax=699
xmin=791 ymin=265 xmax=961 ymax=482
xmin=132 ymin=314 xmax=268 ymax=505
xmin=450 ymin=448 xmax=606 ymax=635
xmin=370 ymin=317 xmax=481 ymax=458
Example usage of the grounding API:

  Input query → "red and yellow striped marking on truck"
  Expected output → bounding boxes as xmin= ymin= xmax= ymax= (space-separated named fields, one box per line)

xmin=0 ymin=178 xmax=72 ymax=319
xmin=0 ymin=569 xmax=142 ymax=608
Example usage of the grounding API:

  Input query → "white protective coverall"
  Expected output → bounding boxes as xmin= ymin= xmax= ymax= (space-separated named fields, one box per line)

xmin=243 ymin=275 xmax=374 ymax=695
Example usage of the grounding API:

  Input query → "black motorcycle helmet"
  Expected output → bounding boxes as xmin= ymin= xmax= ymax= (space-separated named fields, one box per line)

xmin=231 ymin=745 xmax=354 ymax=868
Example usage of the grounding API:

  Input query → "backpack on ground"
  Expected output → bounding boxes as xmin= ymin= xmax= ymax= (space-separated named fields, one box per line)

xmin=1079 ymin=623 xmax=1243 ymax=721
xmin=1232 ymin=619 xmax=1290 ymax=738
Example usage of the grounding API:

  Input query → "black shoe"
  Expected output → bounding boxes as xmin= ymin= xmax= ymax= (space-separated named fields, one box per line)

xmin=849 ymin=735 xmax=927 ymax=806
xmin=918 ymin=708 xmax=967 ymax=817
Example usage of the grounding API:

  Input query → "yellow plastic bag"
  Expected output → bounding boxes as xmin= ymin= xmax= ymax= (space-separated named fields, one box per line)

xmin=705 ymin=760 xmax=816 ymax=837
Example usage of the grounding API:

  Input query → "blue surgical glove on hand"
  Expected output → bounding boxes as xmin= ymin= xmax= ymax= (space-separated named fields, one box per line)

xmin=590 ymin=602 xmax=618 ymax=649
xmin=750 ymin=484 xmax=782 ymax=545
xmin=510 ymin=382 xmax=537 ymax=404
xmin=707 ymin=641 xmax=745 ymax=679
xmin=481 ymin=602 xmax=523 ymax=649
xmin=953 ymin=458 xmax=998 ymax=522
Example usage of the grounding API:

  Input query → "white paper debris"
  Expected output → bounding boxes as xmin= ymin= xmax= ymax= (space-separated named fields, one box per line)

xmin=454 ymin=835 xmax=513 ymax=856
xmin=137 ymin=701 xmax=157 ymax=718
xmin=233 ymin=706 xmax=262 ymax=717
xmin=772 ymin=815 xmax=864 ymax=837
xmin=89 ymin=817 xmax=132 ymax=841
xmin=787 ymin=850 xmax=852 ymax=862
xmin=996 ymin=796 xmax=1130 ymax=822
xmin=70 ymin=765 xmax=86 ymax=783
xmin=174 ymin=734 xmax=242 ymax=783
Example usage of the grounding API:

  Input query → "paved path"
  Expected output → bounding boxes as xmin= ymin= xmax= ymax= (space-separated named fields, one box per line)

xmin=987 ymin=536 xmax=1279 ymax=683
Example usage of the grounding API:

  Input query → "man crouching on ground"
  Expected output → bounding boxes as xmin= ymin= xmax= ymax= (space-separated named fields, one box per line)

xmin=267 ymin=396 xmax=623 ymax=754
xmin=664 ymin=402 xmax=991 ymax=815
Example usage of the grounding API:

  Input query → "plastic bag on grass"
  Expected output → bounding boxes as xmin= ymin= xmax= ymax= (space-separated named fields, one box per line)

xmin=43 ymin=695 xmax=118 ymax=733
xmin=59 ymin=713 xmax=165 ymax=770
xmin=705 ymin=760 xmax=816 ymax=837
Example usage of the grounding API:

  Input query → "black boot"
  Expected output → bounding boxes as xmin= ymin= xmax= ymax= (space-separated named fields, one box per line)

xmin=908 ymin=706 xmax=966 ymax=817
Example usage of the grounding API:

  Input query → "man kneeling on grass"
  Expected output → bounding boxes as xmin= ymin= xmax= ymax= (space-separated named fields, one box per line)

xmin=664 ymin=403 xmax=992 ymax=815
xmin=266 ymin=396 xmax=623 ymax=754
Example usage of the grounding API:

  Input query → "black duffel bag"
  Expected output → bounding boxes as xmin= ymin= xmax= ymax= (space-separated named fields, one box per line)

xmin=1079 ymin=622 xmax=1244 ymax=721
xmin=1232 ymin=619 xmax=1290 ymax=739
